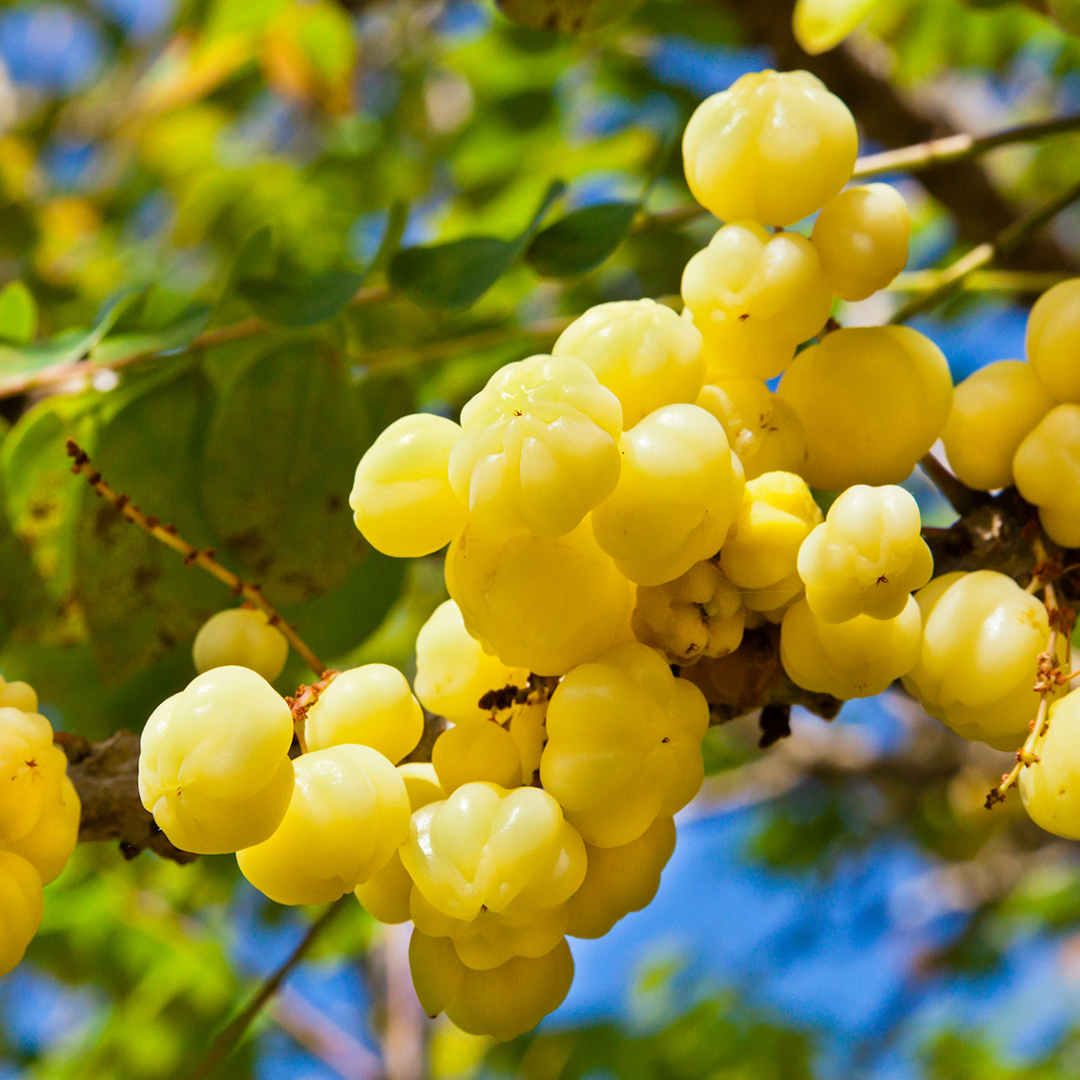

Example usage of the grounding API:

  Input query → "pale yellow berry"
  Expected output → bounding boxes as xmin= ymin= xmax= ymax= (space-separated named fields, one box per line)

xmin=4 ymin=775 xmax=80 ymax=885
xmin=682 ymin=69 xmax=858 ymax=226
xmin=780 ymin=595 xmax=922 ymax=699
xmin=811 ymin=183 xmax=910 ymax=301
xmin=508 ymin=699 xmax=547 ymax=784
xmin=1020 ymin=690 xmax=1080 ymax=839
xmin=0 ymin=852 xmax=43 ymax=978
xmin=797 ymin=484 xmax=933 ymax=623
xmin=1013 ymin=404 xmax=1080 ymax=548
xmin=304 ymin=665 xmax=423 ymax=764
xmin=193 ymin=608 xmax=289 ymax=683
xmin=942 ymin=360 xmax=1055 ymax=491
xmin=448 ymin=354 xmax=622 ymax=538
xmin=0 ymin=707 xmax=68 ymax=845
xmin=793 ymin=0 xmax=880 ymax=54
xmin=682 ymin=223 xmax=833 ymax=381
xmin=632 ymin=560 xmax=745 ymax=665
xmin=431 ymin=722 xmax=522 ymax=794
xmin=552 ymin=299 xmax=704 ymax=427
xmin=237 ymin=744 xmax=410 ymax=906
xmin=447 ymin=518 xmax=635 ymax=676
xmin=0 ymin=678 xmax=37 ymax=713
xmin=1026 ymin=279 xmax=1080 ymax=402
xmin=350 ymin=413 xmax=469 ymax=558
xmin=591 ymin=404 xmax=745 ymax=586
xmin=777 ymin=326 xmax=953 ymax=491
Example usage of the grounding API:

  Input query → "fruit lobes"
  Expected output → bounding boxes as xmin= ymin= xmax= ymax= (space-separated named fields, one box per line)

xmin=304 ymin=664 xmax=423 ymax=764
xmin=1025 ymin=278 xmax=1080 ymax=403
xmin=4 ymin=775 xmax=80 ymax=885
xmin=942 ymin=360 xmax=1055 ymax=491
xmin=591 ymin=404 xmax=745 ymax=586
xmin=138 ymin=667 xmax=295 ymax=854
xmin=355 ymin=763 xmax=445 ymax=925
xmin=447 ymin=517 xmax=635 ymax=676
xmin=796 ymin=484 xmax=933 ymax=623
xmin=720 ymin=471 xmax=823 ymax=613
xmin=1013 ymin=404 xmax=1080 ymax=548
xmin=567 ymin=816 xmax=676 ymax=939
xmin=682 ymin=70 xmax=858 ymax=226
xmin=0 ymin=851 xmax=44 ymax=978
xmin=541 ymin=642 xmax=709 ymax=847
xmin=409 ymin=930 xmax=574 ymax=1040
xmin=780 ymin=595 xmax=922 ymax=699
xmin=695 ymin=379 xmax=807 ymax=481
xmin=811 ymin=183 xmax=910 ymax=301
xmin=349 ymin=413 xmax=469 ymax=558
xmin=632 ymin=560 xmax=745 ymax=665
xmin=401 ymin=782 xmax=587 ymax=922
xmin=777 ymin=326 xmax=953 ymax=491
xmin=552 ymin=299 xmax=704 ymax=428
xmin=448 ymin=354 xmax=622 ymax=538
xmin=902 ymin=571 xmax=1052 ymax=749
xmin=681 ymin=222 xmax=833 ymax=382
xmin=193 ymin=608 xmax=289 ymax=683
xmin=237 ymin=744 xmax=410 ymax=906
xmin=0 ymin=705 xmax=69 ymax=844
xmin=413 ymin=600 xmax=528 ymax=724
xmin=1020 ymin=690 xmax=1080 ymax=839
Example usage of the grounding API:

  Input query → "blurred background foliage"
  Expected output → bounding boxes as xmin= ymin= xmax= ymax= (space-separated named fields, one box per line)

xmin=5 ymin=0 xmax=1080 ymax=1077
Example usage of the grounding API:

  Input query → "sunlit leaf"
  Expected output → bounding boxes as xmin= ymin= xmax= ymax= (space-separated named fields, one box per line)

xmin=0 ymin=281 xmax=37 ymax=345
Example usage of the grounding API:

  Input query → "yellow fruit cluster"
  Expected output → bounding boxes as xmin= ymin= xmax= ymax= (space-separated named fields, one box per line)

xmin=0 ymin=675 xmax=80 ymax=977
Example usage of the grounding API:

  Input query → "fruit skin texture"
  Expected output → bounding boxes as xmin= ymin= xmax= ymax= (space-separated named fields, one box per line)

xmin=632 ymin=560 xmax=745 ymax=665
xmin=0 ymin=706 xmax=69 ymax=844
xmin=810 ymin=183 xmax=910 ymax=301
xmin=1012 ymin=403 xmax=1080 ymax=548
xmin=1020 ymin=690 xmax=1080 ymax=839
xmin=681 ymin=222 xmax=833 ymax=381
xmin=552 ymin=298 xmax=704 ymax=428
xmin=4 ymin=775 xmax=80 ymax=885
xmin=304 ymin=664 xmax=423 ymax=764
xmin=237 ymin=744 xmax=410 ymax=906
xmin=413 ymin=600 xmax=528 ymax=724
xmin=349 ymin=413 xmax=468 ymax=558
xmin=780 ymin=595 xmax=922 ymax=699
xmin=797 ymin=484 xmax=933 ymax=624
xmin=446 ymin=517 xmax=635 ymax=677
xmin=400 ymin=782 xmax=586 ymax=922
xmin=0 ymin=851 xmax=44 ymax=978
xmin=567 ymin=816 xmax=677 ymax=939
xmin=1025 ymin=278 xmax=1080 ymax=402
xmin=719 ymin=471 xmax=823 ymax=613
xmin=448 ymin=354 xmax=623 ymax=539
xmin=777 ymin=326 xmax=953 ymax=491
xmin=409 ymin=930 xmax=574 ymax=1041
xmin=695 ymin=379 xmax=807 ymax=481
xmin=591 ymin=404 xmax=746 ymax=586
xmin=682 ymin=69 xmax=858 ymax=227
xmin=942 ymin=360 xmax=1055 ymax=491
xmin=193 ymin=608 xmax=289 ymax=683
xmin=541 ymin=641 xmax=709 ymax=848
xmin=902 ymin=571 xmax=1052 ymax=750
xmin=138 ymin=666 xmax=295 ymax=855
xmin=355 ymin=763 xmax=445 ymax=925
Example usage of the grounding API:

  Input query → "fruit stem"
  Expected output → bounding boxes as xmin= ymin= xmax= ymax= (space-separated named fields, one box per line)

xmin=65 ymin=439 xmax=328 ymax=676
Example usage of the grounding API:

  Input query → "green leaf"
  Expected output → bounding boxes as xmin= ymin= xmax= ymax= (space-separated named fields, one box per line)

xmin=0 ymin=281 xmax=37 ymax=344
xmin=389 ymin=180 xmax=566 ymax=311
xmin=526 ymin=200 xmax=638 ymax=277
xmin=73 ymin=363 xmax=224 ymax=683
xmin=88 ymin=304 xmax=211 ymax=364
xmin=200 ymin=340 xmax=370 ymax=604
xmin=0 ymin=289 xmax=145 ymax=388
xmin=237 ymin=270 xmax=365 ymax=329
xmin=496 ymin=0 xmax=643 ymax=31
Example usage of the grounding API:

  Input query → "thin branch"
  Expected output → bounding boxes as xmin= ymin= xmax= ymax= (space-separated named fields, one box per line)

xmin=888 ymin=269 xmax=1071 ymax=294
xmin=853 ymin=113 xmax=1080 ymax=178
xmin=0 ymin=286 xmax=389 ymax=402
xmin=890 ymin=176 xmax=1080 ymax=323
xmin=918 ymin=452 xmax=984 ymax=516
xmin=65 ymin=439 xmax=327 ymax=675
xmin=184 ymin=896 xmax=351 ymax=1080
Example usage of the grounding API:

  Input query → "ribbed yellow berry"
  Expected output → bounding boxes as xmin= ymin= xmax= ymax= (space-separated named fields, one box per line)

xmin=0 ymin=707 xmax=67 ymax=845
xmin=4 ymin=775 xmax=80 ymax=885
xmin=431 ymin=722 xmax=522 ymax=794
xmin=1013 ymin=404 xmax=1080 ymax=548
xmin=552 ymin=299 xmax=704 ymax=427
xmin=0 ymin=852 xmax=43 ymax=978
xmin=1020 ymin=690 xmax=1080 ymax=839
xmin=304 ymin=664 xmax=423 ymax=764
xmin=793 ymin=0 xmax=880 ymax=54
xmin=1026 ymin=279 xmax=1080 ymax=402
xmin=0 ymin=677 xmax=37 ymax=713
xmin=448 ymin=354 xmax=622 ymax=538
xmin=238 ymin=744 xmax=410 ymax=906
xmin=682 ymin=70 xmax=857 ymax=226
